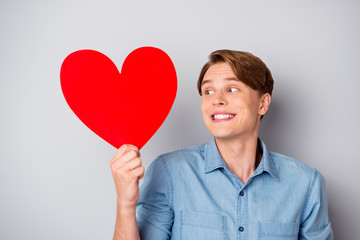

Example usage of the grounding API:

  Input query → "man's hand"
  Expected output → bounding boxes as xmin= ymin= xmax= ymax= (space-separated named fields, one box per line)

xmin=110 ymin=144 xmax=144 ymax=240
xmin=110 ymin=144 xmax=145 ymax=209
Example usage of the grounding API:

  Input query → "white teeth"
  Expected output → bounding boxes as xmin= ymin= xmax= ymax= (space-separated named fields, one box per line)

xmin=214 ymin=114 xmax=234 ymax=120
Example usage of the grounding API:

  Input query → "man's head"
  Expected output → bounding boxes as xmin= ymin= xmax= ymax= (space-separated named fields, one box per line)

xmin=197 ymin=50 xmax=274 ymax=97
xmin=199 ymin=50 xmax=274 ymax=141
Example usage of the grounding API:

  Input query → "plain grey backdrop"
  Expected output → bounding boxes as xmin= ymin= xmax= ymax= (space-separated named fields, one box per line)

xmin=1 ymin=0 xmax=359 ymax=239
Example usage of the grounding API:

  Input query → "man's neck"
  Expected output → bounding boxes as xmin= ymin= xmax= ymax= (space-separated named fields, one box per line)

xmin=215 ymin=134 xmax=261 ymax=184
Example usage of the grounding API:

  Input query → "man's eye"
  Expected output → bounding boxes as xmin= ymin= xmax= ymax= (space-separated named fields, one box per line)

xmin=204 ymin=89 xmax=214 ymax=95
xmin=228 ymin=87 xmax=239 ymax=93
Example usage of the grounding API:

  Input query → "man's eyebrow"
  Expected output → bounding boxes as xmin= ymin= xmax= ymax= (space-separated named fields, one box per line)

xmin=201 ymin=77 xmax=239 ymax=86
xmin=201 ymin=79 xmax=212 ymax=86
xmin=224 ymin=77 xmax=239 ymax=81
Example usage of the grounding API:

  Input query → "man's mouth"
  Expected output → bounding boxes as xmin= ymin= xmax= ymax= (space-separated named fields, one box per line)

xmin=211 ymin=114 xmax=236 ymax=120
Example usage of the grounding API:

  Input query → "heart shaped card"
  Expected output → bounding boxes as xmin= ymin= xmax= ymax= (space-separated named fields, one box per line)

xmin=60 ymin=47 xmax=177 ymax=149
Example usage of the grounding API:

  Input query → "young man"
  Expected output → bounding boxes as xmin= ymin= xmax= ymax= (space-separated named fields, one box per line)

xmin=110 ymin=50 xmax=333 ymax=239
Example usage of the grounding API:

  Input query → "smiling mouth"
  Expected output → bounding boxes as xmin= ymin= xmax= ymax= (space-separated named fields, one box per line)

xmin=211 ymin=114 xmax=236 ymax=120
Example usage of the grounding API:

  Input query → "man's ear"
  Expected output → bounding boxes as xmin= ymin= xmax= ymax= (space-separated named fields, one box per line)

xmin=258 ymin=93 xmax=271 ymax=116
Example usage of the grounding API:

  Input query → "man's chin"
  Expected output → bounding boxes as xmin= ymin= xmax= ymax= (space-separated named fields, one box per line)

xmin=210 ymin=132 xmax=235 ymax=140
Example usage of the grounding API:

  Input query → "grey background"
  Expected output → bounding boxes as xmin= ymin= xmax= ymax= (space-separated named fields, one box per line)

xmin=1 ymin=0 xmax=359 ymax=239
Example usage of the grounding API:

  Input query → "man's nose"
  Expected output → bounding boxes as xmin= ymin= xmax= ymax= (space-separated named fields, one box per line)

xmin=213 ymin=92 xmax=227 ymax=106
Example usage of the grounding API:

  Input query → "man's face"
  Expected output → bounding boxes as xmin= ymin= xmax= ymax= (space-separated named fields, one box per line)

xmin=201 ymin=62 xmax=266 ymax=141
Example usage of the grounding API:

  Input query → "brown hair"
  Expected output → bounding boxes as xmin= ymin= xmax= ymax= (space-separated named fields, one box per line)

xmin=197 ymin=50 xmax=274 ymax=96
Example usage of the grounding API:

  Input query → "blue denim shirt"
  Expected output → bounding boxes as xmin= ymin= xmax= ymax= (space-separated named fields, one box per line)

xmin=136 ymin=138 xmax=333 ymax=239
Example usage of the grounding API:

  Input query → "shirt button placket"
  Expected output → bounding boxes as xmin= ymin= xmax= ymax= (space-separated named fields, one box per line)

xmin=237 ymin=189 xmax=247 ymax=239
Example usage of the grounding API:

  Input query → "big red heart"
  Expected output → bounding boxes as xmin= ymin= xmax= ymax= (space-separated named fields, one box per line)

xmin=60 ymin=47 xmax=177 ymax=149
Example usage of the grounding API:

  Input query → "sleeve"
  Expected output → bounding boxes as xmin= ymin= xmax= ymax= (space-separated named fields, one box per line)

xmin=299 ymin=170 xmax=333 ymax=240
xmin=136 ymin=156 xmax=174 ymax=240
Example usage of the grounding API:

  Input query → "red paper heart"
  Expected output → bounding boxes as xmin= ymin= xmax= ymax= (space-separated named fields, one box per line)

xmin=60 ymin=47 xmax=177 ymax=149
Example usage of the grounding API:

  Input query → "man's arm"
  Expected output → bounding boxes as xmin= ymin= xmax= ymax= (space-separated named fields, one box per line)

xmin=110 ymin=144 xmax=144 ymax=240
xmin=299 ymin=170 xmax=333 ymax=240
xmin=137 ymin=156 xmax=174 ymax=239
xmin=113 ymin=206 xmax=139 ymax=240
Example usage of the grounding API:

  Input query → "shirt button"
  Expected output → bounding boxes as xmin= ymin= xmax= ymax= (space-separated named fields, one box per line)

xmin=238 ymin=226 xmax=244 ymax=232
xmin=240 ymin=191 xmax=244 ymax=196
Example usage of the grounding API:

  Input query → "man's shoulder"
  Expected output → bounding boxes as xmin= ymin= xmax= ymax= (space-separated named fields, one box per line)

xmin=268 ymin=151 xmax=318 ymax=181
xmin=153 ymin=143 xmax=207 ymax=168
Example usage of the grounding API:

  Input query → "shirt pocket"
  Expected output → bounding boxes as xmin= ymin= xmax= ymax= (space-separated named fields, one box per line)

xmin=258 ymin=221 xmax=299 ymax=240
xmin=179 ymin=210 xmax=227 ymax=240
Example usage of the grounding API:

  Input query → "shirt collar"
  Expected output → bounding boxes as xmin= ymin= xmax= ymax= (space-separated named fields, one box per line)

xmin=204 ymin=137 xmax=279 ymax=181
xmin=204 ymin=137 xmax=227 ymax=172
xmin=254 ymin=139 xmax=279 ymax=181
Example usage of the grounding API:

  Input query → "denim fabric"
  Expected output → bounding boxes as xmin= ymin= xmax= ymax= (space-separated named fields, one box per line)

xmin=136 ymin=138 xmax=333 ymax=240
